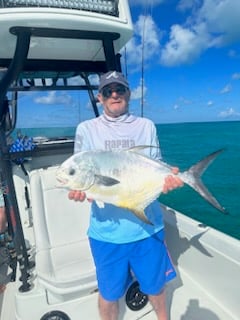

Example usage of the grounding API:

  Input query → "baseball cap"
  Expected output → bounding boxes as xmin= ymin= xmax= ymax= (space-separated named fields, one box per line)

xmin=99 ymin=71 xmax=129 ymax=92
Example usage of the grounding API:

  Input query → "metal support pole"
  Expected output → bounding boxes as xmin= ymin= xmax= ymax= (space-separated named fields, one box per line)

xmin=0 ymin=29 xmax=32 ymax=291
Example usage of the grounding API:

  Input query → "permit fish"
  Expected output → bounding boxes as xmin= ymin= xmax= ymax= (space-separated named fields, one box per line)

xmin=56 ymin=147 xmax=227 ymax=224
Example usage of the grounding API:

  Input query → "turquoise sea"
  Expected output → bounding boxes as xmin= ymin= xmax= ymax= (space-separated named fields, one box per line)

xmin=17 ymin=121 xmax=240 ymax=240
xmin=156 ymin=121 xmax=240 ymax=240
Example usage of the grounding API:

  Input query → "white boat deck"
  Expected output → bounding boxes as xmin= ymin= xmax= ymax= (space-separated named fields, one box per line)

xmin=166 ymin=268 xmax=235 ymax=320
xmin=163 ymin=206 xmax=240 ymax=320
xmin=1 ymin=253 xmax=237 ymax=320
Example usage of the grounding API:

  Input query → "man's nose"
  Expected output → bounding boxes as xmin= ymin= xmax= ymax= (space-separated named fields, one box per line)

xmin=111 ymin=90 xmax=119 ymax=97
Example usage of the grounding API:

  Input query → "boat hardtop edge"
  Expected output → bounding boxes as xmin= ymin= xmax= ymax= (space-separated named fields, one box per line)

xmin=0 ymin=0 xmax=133 ymax=62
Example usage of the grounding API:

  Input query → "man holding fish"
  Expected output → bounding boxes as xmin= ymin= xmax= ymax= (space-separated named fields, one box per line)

xmin=67 ymin=71 xmax=183 ymax=320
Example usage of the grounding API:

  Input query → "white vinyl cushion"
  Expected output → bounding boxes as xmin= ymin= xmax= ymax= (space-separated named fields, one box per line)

xmin=29 ymin=166 xmax=97 ymax=294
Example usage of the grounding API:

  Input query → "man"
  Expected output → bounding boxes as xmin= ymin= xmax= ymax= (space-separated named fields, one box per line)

xmin=69 ymin=71 xmax=183 ymax=320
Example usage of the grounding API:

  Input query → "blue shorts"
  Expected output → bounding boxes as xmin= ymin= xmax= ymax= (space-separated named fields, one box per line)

xmin=89 ymin=230 xmax=176 ymax=301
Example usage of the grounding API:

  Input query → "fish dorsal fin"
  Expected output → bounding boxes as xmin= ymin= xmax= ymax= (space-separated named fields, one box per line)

xmin=126 ymin=145 xmax=159 ymax=155
xmin=127 ymin=145 xmax=155 ymax=152
xmin=94 ymin=174 xmax=120 ymax=186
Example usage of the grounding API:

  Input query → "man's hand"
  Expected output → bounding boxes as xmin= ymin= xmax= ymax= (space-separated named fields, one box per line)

xmin=68 ymin=190 xmax=86 ymax=202
xmin=162 ymin=167 xmax=184 ymax=194
xmin=68 ymin=190 xmax=93 ymax=202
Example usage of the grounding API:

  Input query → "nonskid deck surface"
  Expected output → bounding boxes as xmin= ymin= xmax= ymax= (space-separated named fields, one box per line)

xmin=1 ymin=254 xmax=237 ymax=320
xmin=166 ymin=268 xmax=236 ymax=320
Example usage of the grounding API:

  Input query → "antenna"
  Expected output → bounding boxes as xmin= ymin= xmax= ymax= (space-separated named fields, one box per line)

xmin=141 ymin=10 xmax=147 ymax=117
xmin=141 ymin=15 xmax=146 ymax=117
xmin=140 ymin=0 xmax=153 ymax=117
xmin=124 ymin=46 xmax=128 ymax=79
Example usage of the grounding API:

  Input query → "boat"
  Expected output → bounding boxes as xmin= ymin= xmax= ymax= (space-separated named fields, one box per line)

xmin=0 ymin=1 xmax=239 ymax=319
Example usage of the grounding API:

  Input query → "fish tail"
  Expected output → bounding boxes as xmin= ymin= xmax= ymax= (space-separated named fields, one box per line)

xmin=180 ymin=149 xmax=228 ymax=214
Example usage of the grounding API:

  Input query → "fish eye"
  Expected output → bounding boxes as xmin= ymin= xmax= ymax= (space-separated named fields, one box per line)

xmin=69 ymin=168 xmax=75 ymax=176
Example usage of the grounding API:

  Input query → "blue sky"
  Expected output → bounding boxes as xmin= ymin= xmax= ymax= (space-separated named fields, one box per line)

xmin=17 ymin=0 xmax=240 ymax=126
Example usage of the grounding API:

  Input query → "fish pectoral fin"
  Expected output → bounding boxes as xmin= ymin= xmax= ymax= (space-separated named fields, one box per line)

xmin=94 ymin=174 xmax=120 ymax=187
xmin=131 ymin=208 xmax=153 ymax=225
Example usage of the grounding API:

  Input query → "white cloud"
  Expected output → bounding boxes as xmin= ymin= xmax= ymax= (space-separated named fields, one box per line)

xmin=160 ymin=0 xmax=240 ymax=66
xmin=220 ymin=84 xmax=232 ymax=94
xmin=198 ymin=0 xmax=240 ymax=46
xmin=89 ymin=74 xmax=100 ymax=86
xmin=177 ymin=0 xmax=201 ymax=12
xmin=207 ymin=100 xmax=214 ymax=106
xmin=232 ymin=73 xmax=240 ymax=80
xmin=34 ymin=91 xmax=73 ymax=105
xmin=123 ymin=15 xmax=160 ymax=69
xmin=67 ymin=76 xmax=85 ymax=86
xmin=228 ymin=49 xmax=240 ymax=59
xmin=130 ymin=79 xmax=147 ymax=100
xmin=66 ymin=74 xmax=99 ymax=87
xmin=218 ymin=107 xmax=240 ymax=118
xmin=160 ymin=23 xmax=209 ymax=66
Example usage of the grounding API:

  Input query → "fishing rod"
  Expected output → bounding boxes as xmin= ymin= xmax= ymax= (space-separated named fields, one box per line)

xmin=141 ymin=0 xmax=153 ymax=117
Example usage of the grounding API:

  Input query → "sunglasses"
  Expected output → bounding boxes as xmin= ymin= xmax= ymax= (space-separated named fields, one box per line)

xmin=101 ymin=85 xmax=128 ymax=98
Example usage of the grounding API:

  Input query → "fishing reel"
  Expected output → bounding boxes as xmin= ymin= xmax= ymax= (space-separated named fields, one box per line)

xmin=40 ymin=311 xmax=70 ymax=320
xmin=0 ymin=231 xmax=14 ymax=252
xmin=0 ymin=231 xmax=17 ymax=281
xmin=125 ymin=281 xmax=149 ymax=311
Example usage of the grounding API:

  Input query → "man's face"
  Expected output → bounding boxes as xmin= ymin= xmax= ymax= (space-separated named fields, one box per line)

xmin=97 ymin=83 xmax=130 ymax=117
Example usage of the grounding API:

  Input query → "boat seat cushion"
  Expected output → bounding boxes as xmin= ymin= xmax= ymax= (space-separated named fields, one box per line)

xmin=29 ymin=166 xmax=96 ymax=295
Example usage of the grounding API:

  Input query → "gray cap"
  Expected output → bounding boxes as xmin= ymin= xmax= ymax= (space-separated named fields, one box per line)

xmin=99 ymin=71 xmax=129 ymax=92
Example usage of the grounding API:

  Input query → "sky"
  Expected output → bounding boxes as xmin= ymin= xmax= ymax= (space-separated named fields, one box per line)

xmin=16 ymin=0 xmax=240 ymax=126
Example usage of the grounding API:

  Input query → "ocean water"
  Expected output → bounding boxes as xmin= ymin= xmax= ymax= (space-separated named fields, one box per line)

xmin=16 ymin=121 xmax=240 ymax=240
xmin=156 ymin=121 xmax=240 ymax=240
